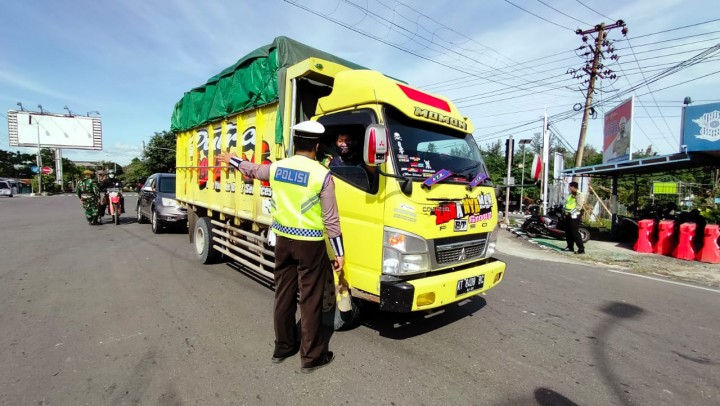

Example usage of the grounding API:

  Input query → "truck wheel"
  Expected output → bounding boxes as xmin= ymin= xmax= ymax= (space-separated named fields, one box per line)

xmin=194 ymin=217 xmax=221 ymax=264
xmin=579 ymin=227 xmax=591 ymax=243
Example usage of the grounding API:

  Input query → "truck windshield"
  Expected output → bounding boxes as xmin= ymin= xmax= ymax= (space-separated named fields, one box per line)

xmin=385 ymin=107 xmax=488 ymax=183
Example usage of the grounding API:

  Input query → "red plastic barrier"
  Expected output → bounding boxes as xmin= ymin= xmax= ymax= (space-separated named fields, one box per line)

xmin=696 ymin=224 xmax=720 ymax=264
xmin=673 ymin=222 xmax=697 ymax=261
xmin=633 ymin=219 xmax=655 ymax=253
xmin=654 ymin=220 xmax=675 ymax=256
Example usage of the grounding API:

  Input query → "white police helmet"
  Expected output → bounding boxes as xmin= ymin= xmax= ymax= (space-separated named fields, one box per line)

xmin=291 ymin=121 xmax=324 ymax=139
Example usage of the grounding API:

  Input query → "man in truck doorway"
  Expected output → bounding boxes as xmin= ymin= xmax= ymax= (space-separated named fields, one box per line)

xmin=218 ymin=120 xmax=344 ymax=373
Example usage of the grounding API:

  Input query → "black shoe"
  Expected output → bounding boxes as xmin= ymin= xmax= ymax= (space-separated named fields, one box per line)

xmin=575 ymin=250 xmax=585 ymax=254
xmin=271 ymin=344 xmax=300 ymax=364
xmin=301 ymin=352 xmax=334 ymax=373
xmin=562 ymin=247 xmax=574 ymax=252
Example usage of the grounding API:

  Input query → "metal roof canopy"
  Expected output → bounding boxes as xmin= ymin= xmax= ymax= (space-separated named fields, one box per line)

xmin=560 ymin=151 xmax=720 ymax=240
xmin=561 ymin=152 xmax=720 ymax=178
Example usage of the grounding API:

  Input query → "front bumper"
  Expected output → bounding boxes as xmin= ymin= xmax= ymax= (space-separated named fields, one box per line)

xmin=379 ymin=258 xmax=506 ymax=312
xmin=157 ymin=206 xmax=188 ymax=223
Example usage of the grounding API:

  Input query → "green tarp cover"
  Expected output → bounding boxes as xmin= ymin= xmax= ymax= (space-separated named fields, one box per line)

xmin=170 ymin=36 xmax=365 ymax=143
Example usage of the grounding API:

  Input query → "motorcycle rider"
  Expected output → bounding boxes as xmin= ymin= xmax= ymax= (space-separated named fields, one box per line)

xmin=101 ymin=170 xmax=125 ymax=214
xmin=563 ymin=181 xmax=585 ymax=254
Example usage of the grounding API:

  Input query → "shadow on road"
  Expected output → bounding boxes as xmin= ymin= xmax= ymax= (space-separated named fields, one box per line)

xmin=592 ymin=301 xmax=646 ymax=406
xmin=493 ymin=387 xmax=580 ymax=406
xmin=226 ymin=262 xmax=275 ymax=291
xmin=534 ymin=388 xmax=580 ymax=406
xmin=357 ymin=296 xmax=487 ymax=340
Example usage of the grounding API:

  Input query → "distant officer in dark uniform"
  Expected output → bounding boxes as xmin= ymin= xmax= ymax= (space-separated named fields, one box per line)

xmin=217 ymin=120 xmax=344 ymax=373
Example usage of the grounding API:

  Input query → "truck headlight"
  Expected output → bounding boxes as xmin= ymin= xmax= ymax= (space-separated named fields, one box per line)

xmin=485 ymin=225 xmax=499 ymax=257
xmin=161 ymin=198 xmax=178 ymax=207
xmin=382 ymin=228 xmax=430 ymax=275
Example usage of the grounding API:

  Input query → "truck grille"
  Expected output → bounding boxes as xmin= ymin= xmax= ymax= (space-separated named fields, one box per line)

xmin=434 ymin=234 xmax=488 ymax=265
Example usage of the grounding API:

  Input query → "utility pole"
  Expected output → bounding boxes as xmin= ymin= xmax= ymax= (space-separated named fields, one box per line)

xmin=504 ymin=135 xmax=514 ymax=225
xmin=542 ymin=111 xmax=550 ymax=215
xmin=570 ymin=20 xmax=627 ymax=169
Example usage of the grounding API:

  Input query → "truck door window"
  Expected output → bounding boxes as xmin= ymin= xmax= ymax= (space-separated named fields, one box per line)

xmin=317 ymin=109 xmax=378 ymax=193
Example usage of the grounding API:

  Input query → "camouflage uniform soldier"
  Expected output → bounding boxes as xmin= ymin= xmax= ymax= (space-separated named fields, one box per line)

xmin=77 ymin=169 xmax=101 ymax=225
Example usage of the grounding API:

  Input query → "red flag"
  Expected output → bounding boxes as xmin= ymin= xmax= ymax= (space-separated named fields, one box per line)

xmin=531 ymin=154 xmax=542 ymax=181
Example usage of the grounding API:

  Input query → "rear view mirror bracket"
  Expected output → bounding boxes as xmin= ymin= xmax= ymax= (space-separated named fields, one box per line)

xmin=378 ymin=167 xmax=412 ymax=196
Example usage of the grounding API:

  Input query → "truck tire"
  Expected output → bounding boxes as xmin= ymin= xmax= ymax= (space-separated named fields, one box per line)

xmin=194 ymin=217 xmax=221 ymax=264
xmin=579 ymin=226 xmax=591 ymax=243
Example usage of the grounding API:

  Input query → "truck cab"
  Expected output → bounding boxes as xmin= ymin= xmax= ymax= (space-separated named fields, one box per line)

xmin=285 ymin=64 xmax=505 ymax=311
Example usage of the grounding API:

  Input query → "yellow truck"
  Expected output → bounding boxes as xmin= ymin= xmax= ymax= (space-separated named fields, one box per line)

xmin=172 ymin=36 xmax=505 ymax=322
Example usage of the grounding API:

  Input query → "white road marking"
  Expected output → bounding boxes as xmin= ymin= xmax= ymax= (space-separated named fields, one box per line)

xmin=603 ymin=268 xmax=720 ymax=293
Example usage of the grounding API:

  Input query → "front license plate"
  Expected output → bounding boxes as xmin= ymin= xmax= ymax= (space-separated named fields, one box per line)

xmin=456 ymin=274 xmax=485 ymax=296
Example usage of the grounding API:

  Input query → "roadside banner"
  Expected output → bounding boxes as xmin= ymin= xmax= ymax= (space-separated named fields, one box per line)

xmin=681 ymin=101 xmax=720 ymax=152
xmin=603 ymin=97 xmax=634 ymax=163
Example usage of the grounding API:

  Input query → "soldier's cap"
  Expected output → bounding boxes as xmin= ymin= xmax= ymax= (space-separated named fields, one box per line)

xmin=83 ymin=169 xmax=94 ymax=175
xmin=97 ymin=170 xmax=106 ymax=176
xmin=291 ymin=120 xmax=324 ymax=139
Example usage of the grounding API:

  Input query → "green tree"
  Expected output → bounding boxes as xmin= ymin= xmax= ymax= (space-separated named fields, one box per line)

xmin=144 ymin=131 xmax=176 ymax=173
xmin=479 ymin=140 xmax=504 ymax=183
xmin=121 ymin=157 xmax=150 ymax=186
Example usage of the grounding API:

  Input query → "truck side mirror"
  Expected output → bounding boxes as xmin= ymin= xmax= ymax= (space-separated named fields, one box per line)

xmin=363 ymin=124 xmax=389 ymax=166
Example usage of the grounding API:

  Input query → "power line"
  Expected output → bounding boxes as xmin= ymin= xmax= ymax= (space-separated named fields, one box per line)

xmin=478 ymin=45 xmax=720 ymax=140
xmin=575 ymin=0 xmax=614 ymax=21
xmin=534 ymin=0 xmax=590 ymax=26
xmin=503 ymin=0 xmax=574 ymax=31
xmin=428 ymin=31 xmax=720 ymax=92
xmin=477 ymin=67 xmax=720 ymax=143
xmin=625 ymin=37 xmax=678 ymax=145
xmin=285 ymin=0 xmax=570 ymax=95
xmin=616 ymin=29 xmax=720 ymax=49
xmin=631 ymin=18 xmax=720 ymax=40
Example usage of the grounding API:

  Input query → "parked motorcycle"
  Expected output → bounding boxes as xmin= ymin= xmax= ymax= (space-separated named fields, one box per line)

xmin=521 ymin=204 xmax=590 ymax=243
xmin=106 ymin=187 xmax=123 ymax=225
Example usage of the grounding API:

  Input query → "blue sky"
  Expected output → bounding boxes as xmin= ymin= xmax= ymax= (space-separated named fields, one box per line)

xmin=1 ymin=0 xmax=719 ymax=165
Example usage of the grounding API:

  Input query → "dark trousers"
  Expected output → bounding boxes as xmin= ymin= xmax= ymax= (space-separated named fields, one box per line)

xmin=273 ymin=236 xmax=331 ymax=367
xmin=566 ymin=215 xmax=585 ymax=251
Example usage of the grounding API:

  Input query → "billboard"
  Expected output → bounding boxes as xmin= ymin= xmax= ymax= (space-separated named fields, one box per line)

xmin=603 ymin=97 xmax=634 ymax=164
xmin=7 ymin=110 xmax=102 ymax=150
xmin=681 ymin=102 xmax=720 ymax=152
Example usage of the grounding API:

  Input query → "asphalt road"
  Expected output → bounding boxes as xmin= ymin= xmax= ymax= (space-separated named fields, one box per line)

xmin=1 ymin=195 xmax=718 ymax=406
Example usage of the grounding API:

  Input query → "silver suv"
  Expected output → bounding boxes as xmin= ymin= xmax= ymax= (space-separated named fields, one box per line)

xmin=136 ymin=173 xmax=187 ymax=233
